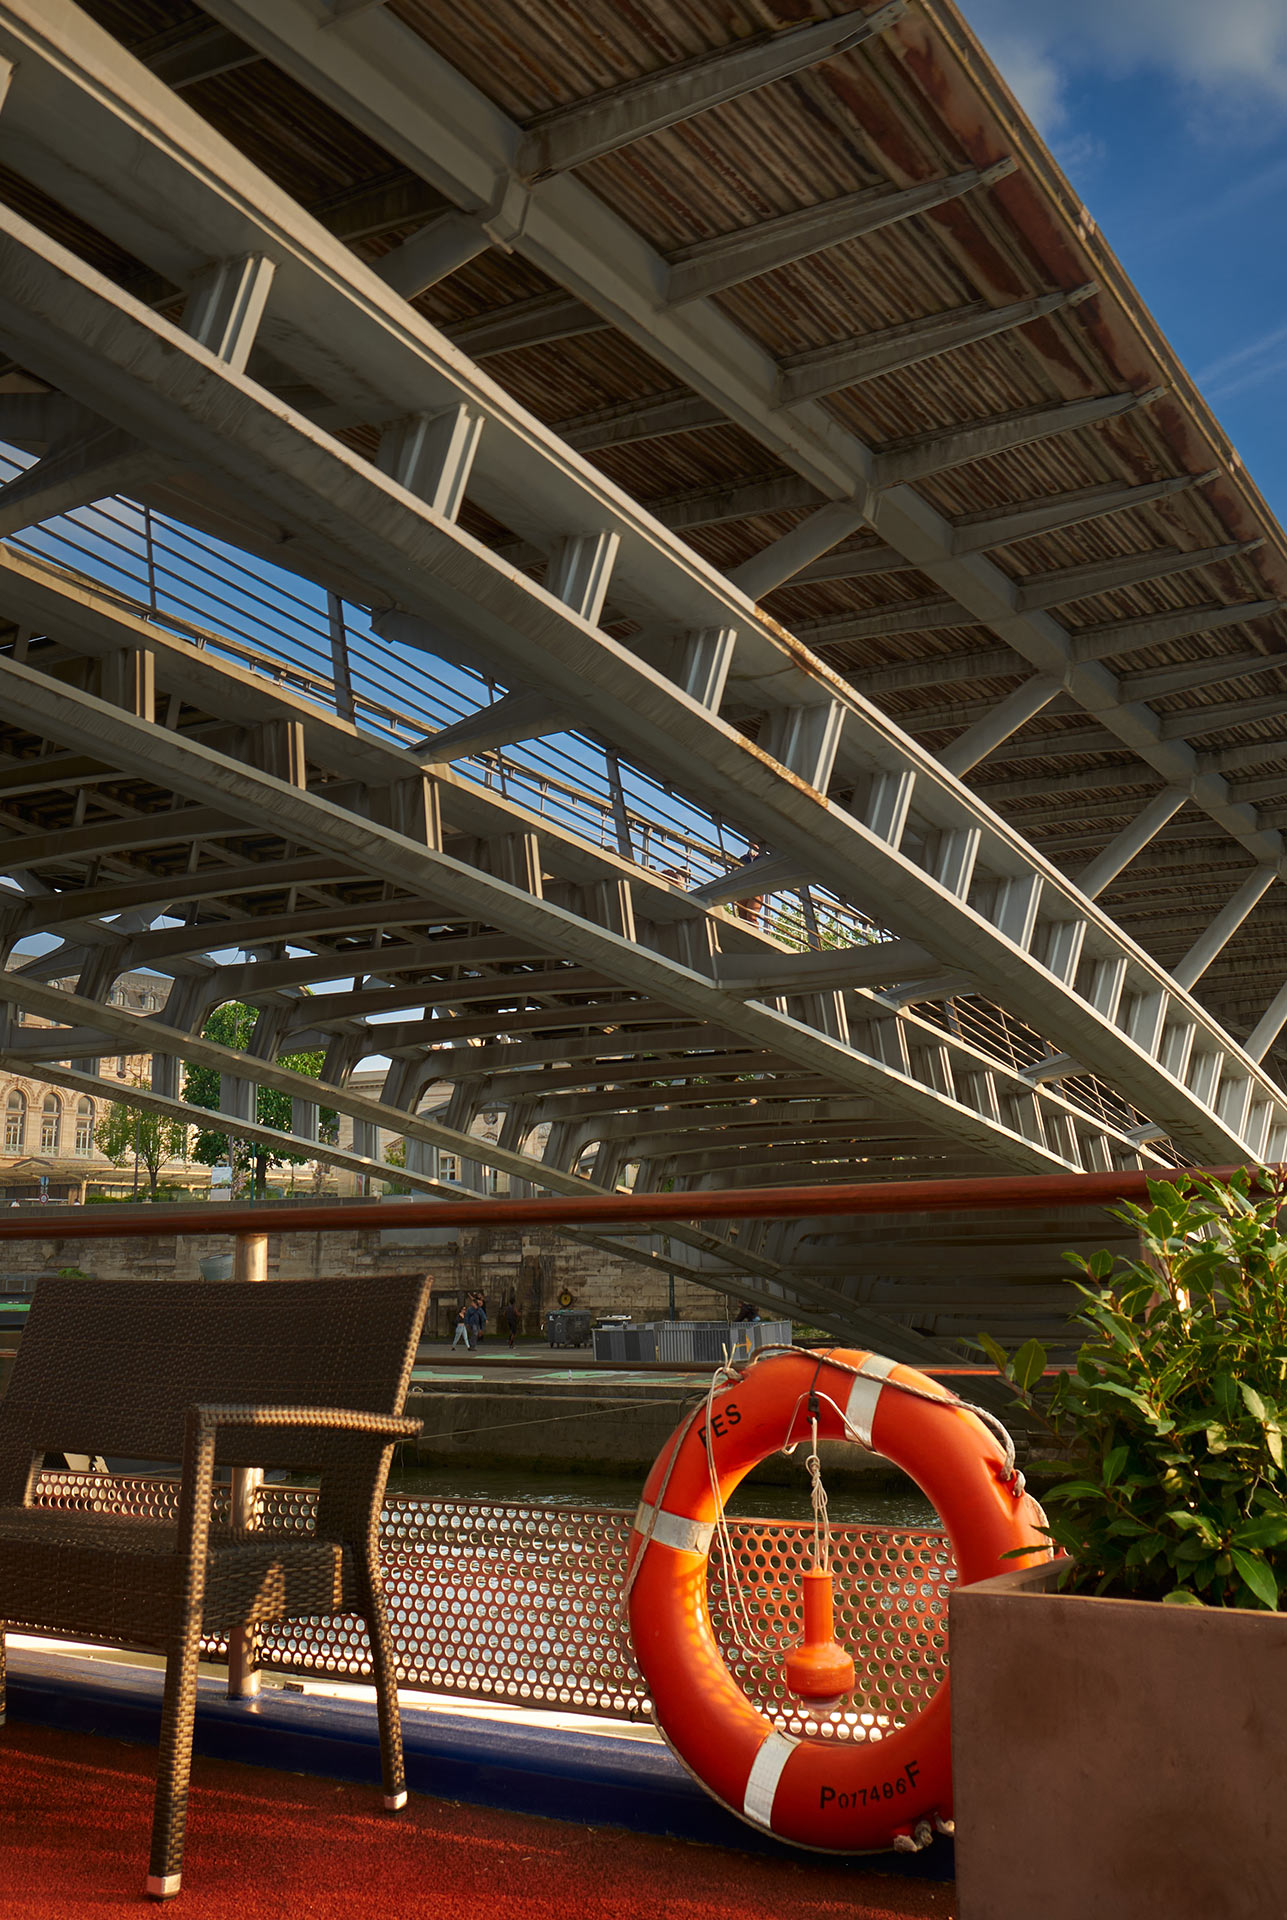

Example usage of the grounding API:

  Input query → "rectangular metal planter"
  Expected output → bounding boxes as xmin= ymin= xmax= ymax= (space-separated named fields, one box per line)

xmin=949 ymin=1560 xmax=1287 ymax=1920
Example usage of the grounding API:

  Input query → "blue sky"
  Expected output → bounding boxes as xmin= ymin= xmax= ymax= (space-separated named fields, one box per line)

xmin=959 ymin=0 xmax=1287 ymax=524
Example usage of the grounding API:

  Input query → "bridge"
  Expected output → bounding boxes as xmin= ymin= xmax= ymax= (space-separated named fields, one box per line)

xmin=0 ymin=0 xmax=1280 ymax=1357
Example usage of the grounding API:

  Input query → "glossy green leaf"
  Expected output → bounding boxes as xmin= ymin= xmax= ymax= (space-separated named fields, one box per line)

xmin=1230 ymin=1550 xmax=1279 ymax=1611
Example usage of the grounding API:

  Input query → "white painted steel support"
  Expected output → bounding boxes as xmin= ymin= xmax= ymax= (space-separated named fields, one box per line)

xmin=0 ymin=423 xmax=155 ymax=536
xmin=762 ymin=700 xmax=844 ymax=791
xmin=876 ymin=390 xmax=1161 ymax=489
xmin=667 ymin=163 xmax=1013 ymax=304
xmin=372 ymin=210 xmax=491 ymax=299
xmin=547 ymin=532 xmax=619 ymax=625
xmin=728 ymin=503 xmax=868 ymax=600
xmin=327 ymin=591 xmax=355 ymax=725
xmin=168 ymin=0 xmax=1277 ymax=874
xmin=515 ymin=3 xmax=907 ymax=180
xmin=1075 ymin=788 xmax=1190 ymax=900
xmin=377 ymin=404 xmax=483 ymax=521
xmin=777 ymin=286 xmax=1095 ymax=405
xmin=0 ymin=9 xmax=1280 ymax=1173
xmin=1246 ymin=979 xmax=1287 ymax=1064
xmin=951 ymin=473 xmax=1215 ymax=555
xmin=183 ymin=253 xmax=276 ymax=373
xmin=1172 ymin=868 xmax=1278 ymax=993
xmin=938 ymin=675 xmax=1061 ymax=778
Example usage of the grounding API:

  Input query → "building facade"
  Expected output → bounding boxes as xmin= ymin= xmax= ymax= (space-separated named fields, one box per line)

xmin=0 ymin=972 xmax=212 ymax=1202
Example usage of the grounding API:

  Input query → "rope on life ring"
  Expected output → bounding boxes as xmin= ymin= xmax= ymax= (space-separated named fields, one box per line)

xmin=624 ymin=1345 xmax=1049 ymax=1855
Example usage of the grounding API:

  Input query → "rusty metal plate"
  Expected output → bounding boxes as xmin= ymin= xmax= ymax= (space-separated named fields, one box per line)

xmin=31 ymin=1475 xmax=954 ymax=1728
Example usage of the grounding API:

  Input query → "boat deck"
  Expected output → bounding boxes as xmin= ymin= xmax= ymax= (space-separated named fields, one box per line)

xmin=1 ymin=1642 xmax=957 ymax=1916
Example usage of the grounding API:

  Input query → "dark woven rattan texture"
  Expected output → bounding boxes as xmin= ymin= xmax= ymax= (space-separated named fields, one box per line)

xmin=0 ymin=1276 xmax=428 ymax=1891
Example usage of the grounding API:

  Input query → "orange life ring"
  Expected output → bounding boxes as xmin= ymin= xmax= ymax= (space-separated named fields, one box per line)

xmin=626 ymin=1346 xmax=1048 ymax=1853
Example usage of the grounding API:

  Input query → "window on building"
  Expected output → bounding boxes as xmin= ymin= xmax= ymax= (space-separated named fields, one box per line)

xmin=4 ymin=1089 xmax=25 ymax=1153
xmin=75 ymin=1097 xmax=95 ymax=1156
xmin=440 ymin=1154 xmax=460 ymax=1183
xmin=40 ymin=1093 xmax=60 ymax=1155
xmin=117 ymin=1056 xmax=129 ymax=1077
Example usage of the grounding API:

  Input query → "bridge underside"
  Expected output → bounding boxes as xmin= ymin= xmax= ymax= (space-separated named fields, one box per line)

xmin=0 ymin=0 xmax=1281 ymax=1359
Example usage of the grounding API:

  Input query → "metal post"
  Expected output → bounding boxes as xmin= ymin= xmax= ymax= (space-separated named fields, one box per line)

xmin=227 ymin=1228 xmax=268 ymax=1697
xmin=327 ymin=592 xmax=355 ymax=725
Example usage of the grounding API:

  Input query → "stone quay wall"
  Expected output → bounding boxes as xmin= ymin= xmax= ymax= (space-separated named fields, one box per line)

xmin=0 ymin=1214 xmax=726 ymax=1335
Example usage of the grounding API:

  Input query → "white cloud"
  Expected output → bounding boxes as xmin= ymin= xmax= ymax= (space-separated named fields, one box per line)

xmin=1196 ymin=322 xmax=1287 ymax=402
xmin=962 ymin=0 xmax=1287 ymax=128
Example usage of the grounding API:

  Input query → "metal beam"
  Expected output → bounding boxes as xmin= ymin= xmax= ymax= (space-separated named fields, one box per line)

xmin=667 ymin=162 xmax=1014 ymax=304
xmin=442 ymin=291 xmax=606 ymax=357
xmin=0 ymin=424 xmax=156 ymax=535
xmin=799 ymin=596 xmax=973 ymax=646
xmin=726 ymin=504 xmax=871 ymax=600
xmin=136 ymin=19 xmax=260 ymax=89
xmin=939 ymin=676 xmax=1062 ymax=778
xmin=651 ymin=472 xmax=823 ymax=531
xmin=0 ymin=22 xmax=1274 ymax=1164
xmin=1075 ymin=789 xmax=1190 ymax=900
xmin=1245 ymin=979 xmax=1287 ymax=1064
xmin=950 ymin=473 xmax=1215 ymax=555
xmin=1172 ymin=868 xmax=1278 ymax=992
xmin=556 ymin=388 xmax=722 ymax=453
xmin=688 ymin=851 xmax=811 ymax=908
xmin=1072 ymin=600 xmax=1283 ymax=665
xmin=182 ymin=0 xmax=1276 ymax=874
xmin=876 ymin=390 xmax=1162 ymax=490
xmin=777 ymin=286 xmax=1095 ymax=406
xmin=1015 ymin=541 xmax=1261 ymax=614
xmin=1120 ymin=650 xmax=1285 ymax=704
xmin=710 ymin=938 xmax=937 ymax=995
xmin=371 ymin=211 xmax=493 ymax=299
xmin=515 ymin=3 xmax=907 ymax=181
xmin=1161 ymin=689 xmax=1287 ymax=741
xmin=420 ymin=688 xmax=571 ymax=760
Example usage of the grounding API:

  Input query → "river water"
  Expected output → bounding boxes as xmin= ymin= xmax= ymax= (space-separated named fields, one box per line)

xmin=386 ymin=1459 xmax=938 ymax=1528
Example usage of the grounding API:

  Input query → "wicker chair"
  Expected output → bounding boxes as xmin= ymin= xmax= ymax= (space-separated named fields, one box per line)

xmin=0 ymin=1275 xmax=428 ymax=1899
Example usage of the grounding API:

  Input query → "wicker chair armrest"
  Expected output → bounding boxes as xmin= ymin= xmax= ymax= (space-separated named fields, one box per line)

xmin=188 ymin=1404 xmax=422 ymax=1441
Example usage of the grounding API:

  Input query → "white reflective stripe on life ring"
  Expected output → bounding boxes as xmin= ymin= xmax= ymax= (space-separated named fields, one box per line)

xmin=844 ymin=1353 xmax=898 ymax=1449
xmin=742 ymin=1730 xmax=800 ymax=1829
xmin=633 ymin=1498 xmax=714 ymax=1557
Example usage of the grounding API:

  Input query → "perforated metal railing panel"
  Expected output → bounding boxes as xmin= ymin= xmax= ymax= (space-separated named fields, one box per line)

xmin=30 ymin=1474 xmax=954 ymax=1728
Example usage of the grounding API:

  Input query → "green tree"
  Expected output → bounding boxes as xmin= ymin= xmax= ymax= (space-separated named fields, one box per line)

xmin=94 ymin=1086 xmax=189 ymax=1200
xmin=182 ymin=1001 xmax=338 ymax=1198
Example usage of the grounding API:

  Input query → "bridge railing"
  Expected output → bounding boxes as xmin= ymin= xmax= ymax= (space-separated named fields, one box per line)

xmin=0 ymin=448 xmax=1165 ymax=1153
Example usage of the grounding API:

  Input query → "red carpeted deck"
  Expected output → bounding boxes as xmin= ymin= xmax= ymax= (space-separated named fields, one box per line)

xmin=0 ymin=1720 xmax=957 ymax=1918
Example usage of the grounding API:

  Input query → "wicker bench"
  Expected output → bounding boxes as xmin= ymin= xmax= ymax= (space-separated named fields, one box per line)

xmin=0 ymin=1275 xmax=428 ymax=1899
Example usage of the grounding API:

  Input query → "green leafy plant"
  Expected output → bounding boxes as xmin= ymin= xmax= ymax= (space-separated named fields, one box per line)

xmin=980 ymin=1170 xmax=1287 ymax=1611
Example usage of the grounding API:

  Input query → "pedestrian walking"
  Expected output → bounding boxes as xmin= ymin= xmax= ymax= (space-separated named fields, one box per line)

xmin=465 ymin=1295 xmax=486 ymax=1348
xmin=504 ymin=1297 xmax=520 ymax=1349
xmin=451 ymin=1305 xmax=471 ymax=1350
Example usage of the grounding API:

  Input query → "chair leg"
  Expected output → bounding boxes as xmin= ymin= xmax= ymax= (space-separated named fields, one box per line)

xmin=360 ymin=1558 xmax=407 ymax=1811
xmin=145 ymin=1626 xmax=204 ymax=1899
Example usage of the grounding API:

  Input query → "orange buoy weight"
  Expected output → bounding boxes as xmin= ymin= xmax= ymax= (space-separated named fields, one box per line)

xmin=783 ymin=1566 xmax=855 ymax=1706
xmin=626 ymin=1346 xmax=1049 ymax=1854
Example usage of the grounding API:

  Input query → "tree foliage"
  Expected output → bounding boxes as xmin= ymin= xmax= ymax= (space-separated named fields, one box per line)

xmin=94 ymin=1088 xmax=188 ymax=1200
xmin=982 ymin=1170 xmax=1287 ymax=1611
xmin=182 ymin=1001 xmax=338 ymax=1197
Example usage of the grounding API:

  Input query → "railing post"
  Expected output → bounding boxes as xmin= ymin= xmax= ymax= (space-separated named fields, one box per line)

xmin=227 ymin=1228 xmax=269 ymax=1697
